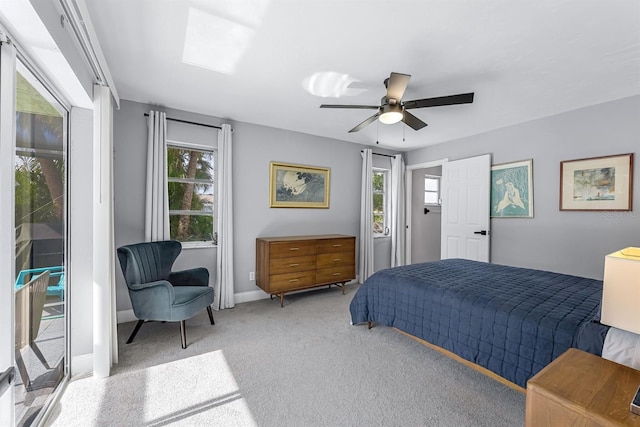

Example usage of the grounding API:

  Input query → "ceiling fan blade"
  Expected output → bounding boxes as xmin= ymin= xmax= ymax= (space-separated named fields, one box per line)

xmin=320 ymin=104 xmax=379 ymax=109
xmin=404 ymin=92 xmax=475 ymax=109
xmin=386 ymin=72 xmax=411 ymax=102
xmin=349 ymin=113 xmax=380 ymax=133
xmin=402 ymin=111 xmax=428 ymax=131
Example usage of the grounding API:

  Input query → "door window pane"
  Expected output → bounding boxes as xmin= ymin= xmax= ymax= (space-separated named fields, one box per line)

xmin=14 ymin=62 xmax=67 ymax=426
xmin=424 ymin=175 xmax=441 ymax=206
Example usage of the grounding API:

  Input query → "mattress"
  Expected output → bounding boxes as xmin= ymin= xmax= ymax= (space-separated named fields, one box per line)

xmin=349 ymin=258 xmax=603 ymax=388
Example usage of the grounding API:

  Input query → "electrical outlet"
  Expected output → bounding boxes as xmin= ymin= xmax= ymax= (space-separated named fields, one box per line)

xmin=249 ymin=271 xmax=255 ymax=281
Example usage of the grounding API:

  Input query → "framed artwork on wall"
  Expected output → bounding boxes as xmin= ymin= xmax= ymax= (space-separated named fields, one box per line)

xmin=560 ymin=153 xmax=633 ymax=211
xmin=490 ymin=159 xmax=534 ymax=218
xmin=269 ymin=161 xmax=330 ymax=208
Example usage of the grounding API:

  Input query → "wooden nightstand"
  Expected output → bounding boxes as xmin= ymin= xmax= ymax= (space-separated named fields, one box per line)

xmin=526 ymin=348 xmax=640 ymax=426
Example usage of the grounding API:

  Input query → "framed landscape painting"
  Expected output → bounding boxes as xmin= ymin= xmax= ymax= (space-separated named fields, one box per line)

xmin=270 ymin=162 xmax=330 ymax=208
xmin=560 ymin=153 xmax=633 ymax=211
xmin=490 ymin=159 xmax=534 ymax=218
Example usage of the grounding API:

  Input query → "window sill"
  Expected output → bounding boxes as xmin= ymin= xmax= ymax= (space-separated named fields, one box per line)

xmin=181 ymin=242 xmax=217 ymax=250
xmin=373 ymin=234 xmax=390 ymax=239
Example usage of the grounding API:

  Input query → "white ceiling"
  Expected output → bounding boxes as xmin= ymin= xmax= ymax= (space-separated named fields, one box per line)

xmin=85 ymin=0 xmax=640 ymax=151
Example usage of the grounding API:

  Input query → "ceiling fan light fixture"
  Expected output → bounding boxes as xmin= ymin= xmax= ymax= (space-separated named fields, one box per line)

xmin=379 ymin=104 xmax=403 ymax=124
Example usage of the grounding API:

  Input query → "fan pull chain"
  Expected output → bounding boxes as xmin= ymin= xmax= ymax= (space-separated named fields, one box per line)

xmin=403 ymin=122 xmax=405 ymax=142
xmin=376 ymin=119 xmax=379 ymax=144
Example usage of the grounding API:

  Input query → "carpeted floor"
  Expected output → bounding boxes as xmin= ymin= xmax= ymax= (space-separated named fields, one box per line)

xmin=46 ymin=285 xmax=526 ymax=426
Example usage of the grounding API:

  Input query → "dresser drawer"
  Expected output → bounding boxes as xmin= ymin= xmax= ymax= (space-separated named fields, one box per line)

xmin=316 ymin=252 xmax=355 ymax=269
xmin=316 ymin=266 xmax=355 ymax=284
xmin=269 ymin=271 xmax=316 ymax=292
xmin=269 ymin=255 xmax=316 ymax=275
xmin=317 ymin=238 xmax=355 ymax=254
xmin=256 ymin=235 xmax=356 ymax=306
xmin=269 ymin=240 xmax=316 ymax=258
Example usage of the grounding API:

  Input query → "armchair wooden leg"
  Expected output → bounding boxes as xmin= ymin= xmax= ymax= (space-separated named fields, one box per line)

xmin=180 ymin=320 xmax=187 ymax=349
xmin=30 ymin=342 xmax=51 ymax=369
xmin=206 ymin=306 xmax=215 ymax=325
xmin=127 ymin=319 xmax=145 ymax=344
xmin=15 ymin=349 xmax=31 ymax=391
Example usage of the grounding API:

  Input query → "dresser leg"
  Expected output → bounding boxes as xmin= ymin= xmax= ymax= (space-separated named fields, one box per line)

xmin=280 ymin=293 xmax=285 ymax=307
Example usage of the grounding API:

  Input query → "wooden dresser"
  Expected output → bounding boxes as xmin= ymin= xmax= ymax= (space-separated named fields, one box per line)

xmin=526 ymin=348 xmax=640 ymax=426
xmin=256 ymin=234 xmax=356 ymax=306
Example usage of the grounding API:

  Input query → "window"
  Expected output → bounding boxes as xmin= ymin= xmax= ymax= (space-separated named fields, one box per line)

xmin=424 ymin=175 xmax=441 ymax=206
xmin=373 ymin=168 xmax=389 ymax=236
xmin=167 ymin=145 xmax=216 ymax=244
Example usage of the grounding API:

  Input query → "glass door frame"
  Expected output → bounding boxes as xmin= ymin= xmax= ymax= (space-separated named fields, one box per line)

xmin=0 ymin=32 xmax=71 ymax=427
xmin=0 ymin=33 xmax=18 ymax=427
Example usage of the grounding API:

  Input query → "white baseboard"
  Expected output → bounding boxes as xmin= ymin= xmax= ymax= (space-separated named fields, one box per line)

xmin=115 ymin=282 xmax=360 ymax=323
xmin=233 ymin=289 xmax=270 ymax=304
xmin=115 ymin=290 xmax=269 ymax=323
xmin=71 ymin=353 xmax=93 ymax=377
xmin=116 ymin=309 xmax=137 ymax=324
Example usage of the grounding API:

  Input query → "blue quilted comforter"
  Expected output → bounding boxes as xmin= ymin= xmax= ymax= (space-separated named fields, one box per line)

xmin=349 ymin=259 xmax=603 ymax=388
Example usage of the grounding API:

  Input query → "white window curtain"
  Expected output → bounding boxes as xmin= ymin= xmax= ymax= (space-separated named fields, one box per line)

xmin=215 ymin=124 xmax=235 ymax=309
xmin=359 ymin=149 xmax=375 ymax=282
xmin=390 ymin=154 xmax=406 ymax=267
xmin=144 ymin=111 xmax=169 ymax=242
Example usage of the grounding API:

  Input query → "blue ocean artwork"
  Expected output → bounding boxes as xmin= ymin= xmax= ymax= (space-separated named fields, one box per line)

xmin=573 ymin=167 xmax=615 ymax=201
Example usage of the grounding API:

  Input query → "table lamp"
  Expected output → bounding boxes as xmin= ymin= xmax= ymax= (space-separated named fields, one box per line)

xmin=601 ymin=247 xmax=640 ymax=335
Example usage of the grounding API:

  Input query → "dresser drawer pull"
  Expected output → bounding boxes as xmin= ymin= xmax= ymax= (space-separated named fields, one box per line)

xmin=289 ymin=247 xmax=300 ymax=251
xmin=332 ymin=259 xmax=341 ymax=262
xmin=332 ymin=244 xmax=342 ymax=247
xmin=332 ymin=272 xmax=342 ymax=276
xmin=289 ymin=263 xmax=299 ymax=267
xmin=289 ymin=279 xmax=299 ymax=283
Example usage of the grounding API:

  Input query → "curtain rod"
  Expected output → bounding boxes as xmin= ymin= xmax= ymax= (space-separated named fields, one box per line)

xmin=361 ymin=151 xmax=396 ymax=158
xmin=144 ymin=113 xmax=222 ymax=130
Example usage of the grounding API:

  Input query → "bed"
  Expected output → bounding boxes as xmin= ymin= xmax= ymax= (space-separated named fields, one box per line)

xmin=349 ymin=258 xmax=611 ymax=389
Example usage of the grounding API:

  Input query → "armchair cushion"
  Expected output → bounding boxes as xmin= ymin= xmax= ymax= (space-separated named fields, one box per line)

xmin=171 ymin=286 xmax=214 ymax=321
xmin=169 ymin=267 xmax=209 ymax=287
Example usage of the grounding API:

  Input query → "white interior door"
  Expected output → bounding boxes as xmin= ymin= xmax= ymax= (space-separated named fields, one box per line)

xmin=440 ymin=154 xmax=491 ymax=262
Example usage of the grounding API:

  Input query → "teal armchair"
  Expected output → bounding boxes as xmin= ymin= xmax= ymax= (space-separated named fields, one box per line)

xmin=117 ymin=240 xmax=214 ymax=349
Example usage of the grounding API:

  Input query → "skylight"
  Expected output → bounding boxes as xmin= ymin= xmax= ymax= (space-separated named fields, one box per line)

xmin=182 ymin=7 xmax=253 ymax=75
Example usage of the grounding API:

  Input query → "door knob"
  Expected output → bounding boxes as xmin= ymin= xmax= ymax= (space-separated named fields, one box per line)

xmin=473 ymin=230 xmax=488 ymax=236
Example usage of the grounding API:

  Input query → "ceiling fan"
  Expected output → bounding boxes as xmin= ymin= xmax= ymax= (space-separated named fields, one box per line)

xmin=320 ymin=72 xmax=474 ymax=133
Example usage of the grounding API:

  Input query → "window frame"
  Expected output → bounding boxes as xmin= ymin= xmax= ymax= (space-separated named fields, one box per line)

xmin=372 ymin=167 xmax=390 ymax=238
xmin=166 ymin=140 xmax=217 ymax=248
xmin=424 ymin=174 xmax=442 ymax=207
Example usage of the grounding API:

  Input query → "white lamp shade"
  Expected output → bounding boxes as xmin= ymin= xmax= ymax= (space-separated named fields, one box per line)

xmin=601 ymin=247 xmax=640 ymax=334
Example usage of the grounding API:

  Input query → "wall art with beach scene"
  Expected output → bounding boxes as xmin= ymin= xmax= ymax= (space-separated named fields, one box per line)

xmin=560 ymin=153 xmax=633 ymax=211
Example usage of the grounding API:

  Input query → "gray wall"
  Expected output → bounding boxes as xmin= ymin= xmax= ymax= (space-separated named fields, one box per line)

xmin=406 ymin=95 xmax=640 ymax=279
xmin=113 ymin=100 xmax=379 ymax=311
xmin=411 ymin=166 xmax=441 ymax=263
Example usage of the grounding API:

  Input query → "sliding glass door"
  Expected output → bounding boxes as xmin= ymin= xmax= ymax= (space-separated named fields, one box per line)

xmin=14 ymin=59 xmax=68 ymax=427
xmin=0 ymin=44 xmax=69 ymax=427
